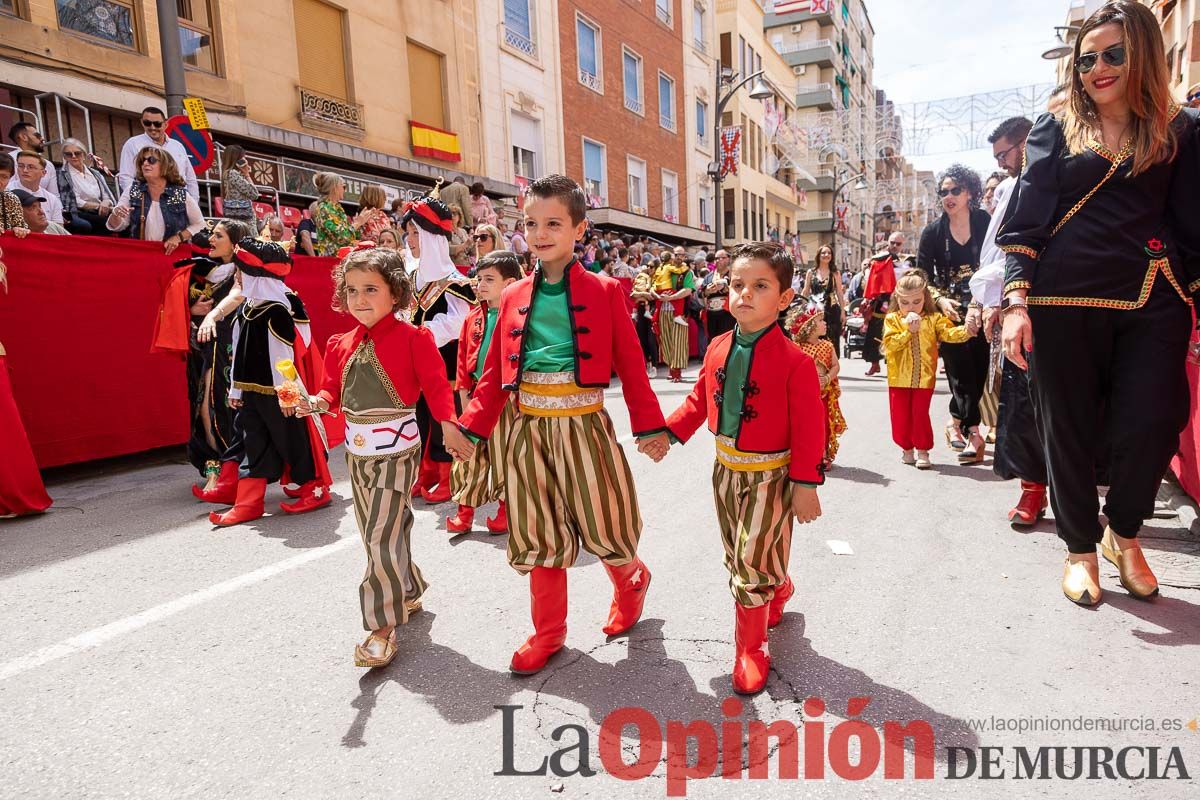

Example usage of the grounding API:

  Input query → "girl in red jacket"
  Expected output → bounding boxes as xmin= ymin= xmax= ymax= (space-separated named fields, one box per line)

xmin=666 ymin=241 xmax=824 ymax=695
xmin=300 ymin=245 xmax=474 ymax=669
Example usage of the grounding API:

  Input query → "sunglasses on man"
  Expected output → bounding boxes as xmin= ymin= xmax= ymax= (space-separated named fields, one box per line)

xmin=1075 ymin=44 xmax=1126 ymax=74
xmin=937 ymin=186 xmax=964 ymax=198
xmin=142 ymin=119 xmax=165 ymax=129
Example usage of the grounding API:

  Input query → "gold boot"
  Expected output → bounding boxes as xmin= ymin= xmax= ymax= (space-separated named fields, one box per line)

xmin=1101 ymin=528 xmax=1159 ymax=599
xmin=1062 ymin=558 xmax=1101 ymax=606
xmin=354 ymin=628 xmax=398 ymax=668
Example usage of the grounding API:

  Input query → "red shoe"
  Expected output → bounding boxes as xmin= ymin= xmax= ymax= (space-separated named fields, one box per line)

xmin=733 ymin=603 xmax=771 ymax=695
xmin=1008 ymin=481 xmax=1048 ymax=526
xmin=447 ymin=505 xmax=475 ymax=533
xmin=865 ymin=362 xmax=880 ymax=376
xmin=421 ymin=461 xmax=453 ymax=503
xmin=767 ymin=577 xmax=794 ymax=628
xmin=279 ymin=481 xmax=332 ymax=514
xmin=601 ymin=559 xmax=651 ymax=636
xmin=209 ymin=478 xmax=267 ymax=527
xmin=510 ymin=566 xmax=568 ymax=675
xmin=192 ymin=460 xmax=238 ymax=505
xmin=281 ymin=483 xmax=304 ymax=499
xmin=412 ymin=450 xmax=438 ymax=497
xmin=486 ymin=501 xmax=508 ymax=533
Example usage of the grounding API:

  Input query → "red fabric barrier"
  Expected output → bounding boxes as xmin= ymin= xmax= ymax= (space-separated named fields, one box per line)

xmin=1171 ymin=333 xmax=1200 ymax=501
xmin=0 ymin=233 xmax=354 ymax=468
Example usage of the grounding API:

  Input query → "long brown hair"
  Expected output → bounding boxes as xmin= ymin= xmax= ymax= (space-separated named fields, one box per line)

xmin=136 ymin=146 xmax=184 ymax=186
xmin=1063 ymin=1 xmax=1176 ymax=175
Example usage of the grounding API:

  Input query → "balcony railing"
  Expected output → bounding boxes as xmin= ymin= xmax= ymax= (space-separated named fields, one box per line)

xmin=298 ymin=87 xmax=365 ymax=135
xmin=503 ymin=25 xmax=538 ymax=59
xmin=776 ymin=38 xmax=834 ymax=54
xmin=660 ymin=112 xmax=676 ymax=131
xmin=625 ymin=95 xmax=644 ymax=115
xmin=655 ymin=4 xmax=671 ymax=25
xmin=579 ymin=68 xmax=601 ymax=92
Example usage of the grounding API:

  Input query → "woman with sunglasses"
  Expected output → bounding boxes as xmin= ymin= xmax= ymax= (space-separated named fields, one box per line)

xmin=219 ymin=145 xmax=259 ymax=226
xmin=916 ymin=164 xmax=992 ymax=464
xmin=472 ymin=223 xmax=502 ymax=261
xmin=1000 ymin=1 xmax=1200 ymax=607
xmin=107 ymin=146 xmax=205 ymax=253
xmin=56 ymin=137 xmax=116 ymax=236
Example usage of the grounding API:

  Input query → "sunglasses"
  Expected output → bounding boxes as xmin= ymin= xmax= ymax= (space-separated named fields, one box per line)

xmin=142 ymin=156 xmax=160 ymax=165
xmin=937 ymin=187 xmax=964 ymax=198
xmin=1189 ymin=92 xmax=1200 ymax=102
xmin=142 ymin=119 xmax=164 ymax=128
xmin=473 ymin=233 xmax=493 ymax=241
xmin=1076 ymin=44 xmax=1126 ymax=74
xmin=64 ymin=150 xmax=85 ymax=158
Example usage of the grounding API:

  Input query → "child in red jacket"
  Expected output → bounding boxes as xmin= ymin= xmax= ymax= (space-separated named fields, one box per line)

xmin=458 ymin=175 xmax=670 ymax=676
xmin=446 ymin=250 xmax=524 ymax=534
xmin=300 ymin=246 xmax=473 ymax=669
xmin=665 ymin=241 xmax=824 ymax=695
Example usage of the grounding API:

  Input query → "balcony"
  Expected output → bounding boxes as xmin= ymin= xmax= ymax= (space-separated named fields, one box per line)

xmin=798 ymin=171 xmax=835 ymax=192
xmin=763 ymin=1 xmax=835 ymax=29
xmin=796 ymin=211 xmax=834 ymax=234
xmin=655 ymin=3 xmax=672 ymax=25
xmin=298 ymin=87 xmax=365 ymax=138
xmin=660 ymin=112 xmax=676 ymax=132
xmin=579 ymin=68 xmax=601 ymax=93
xmin=775 ymin=38 xmax=836 ymax=68
xmin=503 ymin=25 xmax=538 ymax=59
xmin=795 ymin=82 xmax=835 ymax=110
xmin=625 ymin=95 xmax=644 ymax=115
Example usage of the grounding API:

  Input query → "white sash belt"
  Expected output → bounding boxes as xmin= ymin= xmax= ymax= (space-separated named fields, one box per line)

xmin=344 ymin=412 xmax=421 ymax=458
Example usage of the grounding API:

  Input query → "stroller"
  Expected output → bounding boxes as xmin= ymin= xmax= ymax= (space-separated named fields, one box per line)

xmin=843 ymin=299 xmax=867 ymax=357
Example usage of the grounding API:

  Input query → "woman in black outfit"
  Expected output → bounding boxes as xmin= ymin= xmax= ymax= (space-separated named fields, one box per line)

xmin=1001 ymin=1 xmax=1200 ymax=606
xmin=801 ymin=244 xmax=847 ymax=358
xmin=917 ymin=164 xmax=992 ymax=463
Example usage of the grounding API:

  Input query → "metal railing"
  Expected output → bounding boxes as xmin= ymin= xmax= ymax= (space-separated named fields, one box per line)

xmin=624 ymin=96 xmax=644 ymax=115
xmin=775 ymin=38 xmax=834 ymax=54
xmin=579 ymin=69 xmax=601 ymax=92
xmin=503 ymin=25 xmax=538 ymax=59
xmin=298 ymin=87 xmax=365 ymax=132
xmin=659 ymin=112 xmax=675 ymax=131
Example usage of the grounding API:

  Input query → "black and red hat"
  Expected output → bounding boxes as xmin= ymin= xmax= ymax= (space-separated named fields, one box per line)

xmin=233 ymin=239 xmax=292 ymax=279
xmin=400 ymin=188 xmax=454 ymax=239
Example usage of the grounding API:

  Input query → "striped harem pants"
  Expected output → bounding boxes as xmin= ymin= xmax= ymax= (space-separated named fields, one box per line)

xmin=657 ymin=302 xmax=690 ymax=369
xmin=348 ymin=448 xmax=427 ymax=631
xmin=451 ymin=399 xmax=516 ymax=508
xmin=711 ymin=438 xmax=794 ymax=607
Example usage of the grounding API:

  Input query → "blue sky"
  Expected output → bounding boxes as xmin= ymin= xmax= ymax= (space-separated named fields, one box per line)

xmin=869 ymin=0 xmax=1070 ymax=175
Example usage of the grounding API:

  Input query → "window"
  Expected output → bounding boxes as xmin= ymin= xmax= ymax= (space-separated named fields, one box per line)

xmin=658 ymin=72 xmax=675 ymax=131
xmin=623 ymin=48 xmax=643 ymax=115
xmin=627 ymin=156 xmax=647 ymax=214
xmin=576 ymin=14 xmax=601 ymax=92
xmin=407 ymin=40 xmax=447 ymax=129
xmin=738 ymin=35 xmax=746 ymax=76
xmin=511 ymin=112 xmax=542 ymax=180
xmin=503 ymin=0 xmax=537 ymax=58
xmin=178 ymin=0 xmax=217 ymax=73
xmin=56 ymin=0 xmax=137 ymax=49
xmin=661 ymin=170 xmax=679 ymax=223
xmin=1 ymin=0 xmax=20 ymax=17
xmin=296 ymin=0 xmax=349 ymax=99
xmin=692 ymin=2 xmax=705 ymax=49
xmin=695 ymin=100 xmax=708 ymax=146
xmin=655 ymin=0 xmax=671 ymax=26
xmin=698 ymin=187 xmax=710 ymax=230
xmin=583 ymin=138 xmax=607 ymax=205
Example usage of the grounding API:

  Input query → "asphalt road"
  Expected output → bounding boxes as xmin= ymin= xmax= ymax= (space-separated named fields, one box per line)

xmin=2 ymin=359 xmax=1199 ymax=799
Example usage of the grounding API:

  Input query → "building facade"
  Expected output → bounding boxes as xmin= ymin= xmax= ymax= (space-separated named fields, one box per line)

xmin=558 ymin=0 xmax=712 ymax=245
xmin=0 ymin=0 xmax=517 ymax=217
xmin=683 ymin=1 xmax=719 ymax=235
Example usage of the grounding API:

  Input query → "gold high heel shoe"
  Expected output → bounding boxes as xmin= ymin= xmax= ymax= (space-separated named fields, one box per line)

xmin=354 ymin=628 xmax=398 ymax=668
xmin=1062 ymin=558 xmax=1101 ymax=606
xmin=1101 ymin=528 xmax=1159 ymax=599
xmin=405 ymin=598 xmax=423 ymax=615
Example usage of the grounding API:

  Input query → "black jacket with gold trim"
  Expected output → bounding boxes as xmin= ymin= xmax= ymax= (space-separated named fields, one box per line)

xmin=412 ymin=276 xmax=477 ymax=380
xmin=231 ymin=294 xmax=309 ymax=394
xmin=999 ymin=108 xmax=1200 ymax=308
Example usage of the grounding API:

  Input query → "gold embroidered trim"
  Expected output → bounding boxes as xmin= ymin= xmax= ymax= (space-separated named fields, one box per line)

xmin=233 ymin=381 xmax=277 ymax=395
xmin=341 ymin=339 xmax=405 ymax=411
xmin=1027 ymin=258 xmax=1192 ymax=310
xmin=1189 ymin=278 xmax=1200 ymax=294
xmin=715 ymin=436 xmax=790 ymax=472
xmin=1051 ymin=142 xmax=1130 ymax=238
xmin=519 ymin=370 xmax=577 ymax=385
xmin=1001 ymin=245 xmax=1039 ymax=260
xmin=1004 ymin=280 xmax=1032 ymax=294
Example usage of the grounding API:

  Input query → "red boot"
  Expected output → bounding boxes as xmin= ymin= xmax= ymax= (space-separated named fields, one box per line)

xmin=421 ymin=461 xmax=453 ymax=503
xmin=767 ymin=577 xmax=794 ymax=628
xmin=280 ymin=465 xmax=303 ymax=498
xmin=447 ymin=505 xmax=475 ymax=534
xmin=601 ymin=559 xmax=651 ymax=636
xmin=510 ymin=567 xmax=568 ymax=675
xmin=192 ymin=460 xmax=238 ymax=505
xmin=279 ymin=481 xmax=332 ymax=514
xmin=1008 ymin=481 xmax=1048 ymax=526
xmin=412 ymin=451 xmax=438 ymax=497
xmin=865 ymin=361 xmax=880 ymax=376
xmin=733 ymin=603 xmax=771 ymax=695
xmin=209 ymin=478 xmax=267 ymax=527
xmin=486 ymin=501 xmax=509 ymax=533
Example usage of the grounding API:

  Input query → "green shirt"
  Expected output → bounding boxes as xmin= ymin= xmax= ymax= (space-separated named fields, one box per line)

xmin=718 ymin=325 xmax=770 ymax=437
xmin=521 ymin=277 xmax=576 ymax=374
xmin=472 ymin=307 xmax=500 ymax=382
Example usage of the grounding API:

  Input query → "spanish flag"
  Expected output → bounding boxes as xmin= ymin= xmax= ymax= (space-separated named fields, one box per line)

xmin=410 ymin=121 xmax=462 ymax=163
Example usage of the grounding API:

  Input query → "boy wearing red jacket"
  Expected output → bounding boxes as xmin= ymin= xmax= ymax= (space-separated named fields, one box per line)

xmin=458 ymin=175 xmax=670 ymax=676
xmin=665 ymin=241 xmax=824 ymax=695
xmin=446 ymin=250 xmax=524 ymax=534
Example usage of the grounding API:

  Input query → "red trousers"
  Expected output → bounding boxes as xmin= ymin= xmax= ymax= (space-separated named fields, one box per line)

xmin=889 ymin=387 xmax=935 ymax=451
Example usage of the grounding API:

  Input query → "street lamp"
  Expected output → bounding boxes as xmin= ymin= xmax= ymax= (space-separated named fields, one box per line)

xmin=829 ymin=171 xmax=867 ymax=271
xmin=709 ymin=67 xmax=774 ymax=251
xmin=1041 ymin=26 xmax=1079 ymax=60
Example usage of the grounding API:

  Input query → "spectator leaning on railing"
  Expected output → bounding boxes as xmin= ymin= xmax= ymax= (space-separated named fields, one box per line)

xmin=117 ymin=106 xmax=199 ymax=201
xmin=219 ymin=145 xmax=259 ymax=225
xmin=57 ymin=137 xmax=116 ymax=236
xmin=107 ymin=146 xmax=205 ymax=254
xmin=8 ymin=151 xmax=64 ymax=225
xmin=310 ymin=171 xmax=358 ymax=256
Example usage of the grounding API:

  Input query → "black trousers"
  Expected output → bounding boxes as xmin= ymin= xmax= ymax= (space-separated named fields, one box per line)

xmin=64 ymin=210 xmax=116 ymax=236
xmin=863 ymin=314 xmax=884 ymax=363
xmin=993 ymin=360 xmax=1046 ymax=484
xmin=825 ymin=304 xmax=843 ymax=359
xmin=1028 ymin=279 xmax=1191 ymax=553
xmin=706 ymin=309 xmax=735 ymax=342
xmin=416 ymin=391 xmax=464 ymax=464
xmin=940 ymin=332 xmax=990 ymax=430
xmin=635 ymin=303 xmax=659 ymax=363
xmin=237 ymin=392 xmax=315 ymax=484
